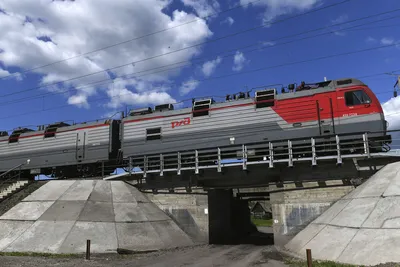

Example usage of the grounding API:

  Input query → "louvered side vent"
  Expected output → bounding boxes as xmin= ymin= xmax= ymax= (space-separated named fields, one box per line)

xmin=255 ymin=89 xmax=276 ymax=108
xmin=193 ymin=99 xmax=212 ymax=117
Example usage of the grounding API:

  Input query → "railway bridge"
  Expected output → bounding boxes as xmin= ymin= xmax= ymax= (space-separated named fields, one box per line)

xmin=102 ymin=129 xmax=400 ymax=245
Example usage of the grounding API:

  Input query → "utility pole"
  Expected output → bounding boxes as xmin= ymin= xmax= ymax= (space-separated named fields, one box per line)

xmin=394 ymin=75 xmax=400 ymax=97
xmin=385 ymin=73 xmax=400 ymax=97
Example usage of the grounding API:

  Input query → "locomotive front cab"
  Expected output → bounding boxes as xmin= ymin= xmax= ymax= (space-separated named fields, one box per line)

xmin=335 ymin=79 xmax=390 ymax=150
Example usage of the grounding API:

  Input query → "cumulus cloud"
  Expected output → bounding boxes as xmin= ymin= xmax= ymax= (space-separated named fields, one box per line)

xmin=232 ymin=51 xmax=248 ymax=72
xmin=181 ymin=0 xmax=220 ymax=18
xmin=221 ymin=16 xmax=234 ymax=26
xmin=383 ymin=96 xmax=400 ymax=130
xmin=201 ymin=57 xmax=222 ymax=77
xmin=381 ymin=37 xmax=395 ymax=45
xmin=0 ymin=0 xmax=212 ymax=109
xmin=0 ymin=68 xmax=22 ymax=81
xmin=240 ymin=0 xmax=320 ymax=24
xmin=179 ymin=79 xmax=200 ymax=95
xmin=106 ymin=78 xmax=177 ymax=109
xmin=68 ymin=94 xmax=89 ymax=109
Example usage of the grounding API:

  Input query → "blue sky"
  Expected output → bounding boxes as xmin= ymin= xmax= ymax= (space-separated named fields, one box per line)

xmin=0 ymin=0 xmax=400 ymax=134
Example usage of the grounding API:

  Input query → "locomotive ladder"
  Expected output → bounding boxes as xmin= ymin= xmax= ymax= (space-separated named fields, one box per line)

xmin=123 ymin=132 xmax=391 ymax=178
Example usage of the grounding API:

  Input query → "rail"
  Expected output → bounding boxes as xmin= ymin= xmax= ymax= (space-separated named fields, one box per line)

xmin=121 ymin=131 xmax=393 ymax=178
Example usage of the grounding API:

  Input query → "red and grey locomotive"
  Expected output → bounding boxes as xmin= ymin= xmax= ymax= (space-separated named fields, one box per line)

xmin=0 ymin=77 xmax=391 ymax=178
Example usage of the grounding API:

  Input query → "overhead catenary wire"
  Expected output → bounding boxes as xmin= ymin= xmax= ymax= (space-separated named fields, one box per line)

xmin=0 ymin=41 xmax=399 ymax=122
xmin=0 ymin=0 xmax=264 ymax=80
xmin=1 ymin=7 xmax=398 ymax=107
xmin=0 ymin=0 xmax=352 ymax=98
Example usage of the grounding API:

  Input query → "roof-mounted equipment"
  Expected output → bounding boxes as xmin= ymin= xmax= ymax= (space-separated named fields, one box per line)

xmin=255 ymin=88 xmax=275 ymax=108
xmin=9 ymin=127 xmax=34 ymax=143
xmin=193 ymin=98 xmax=214 ymax=117
xmin=0 ymin=131 xmax=8 ymax=137
xmin=154 ymin=103 xmax=174 ymax=112
xmin=44 ymin=122 xmax=70 ymax=138
xmin=129 ymin=107 xmax=153 ymax=116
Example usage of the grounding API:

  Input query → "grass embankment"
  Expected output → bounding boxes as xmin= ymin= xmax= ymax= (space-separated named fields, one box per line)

xmin=285 ymin=258 xmax=358 ymax=267
xmin=251 ymin=217 xmax=273 ymax=227
xmin=0 ymin=252 xmax=80 ymax=258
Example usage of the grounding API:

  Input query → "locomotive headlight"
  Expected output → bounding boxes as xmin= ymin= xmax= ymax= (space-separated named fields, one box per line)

xmin=230 ymin=137 xmax=235 ymax=144
xmin=26 ymin=159 xmax=30 ymax=165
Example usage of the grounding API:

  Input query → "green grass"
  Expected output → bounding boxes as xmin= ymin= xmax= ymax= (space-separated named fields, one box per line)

xmin=0 ymin=252 xmax=81 ymax=258
xmin=251 ymin=217 xmax=273 ymax=227
xmin=285 ymin=258 xmax=358 ymax=267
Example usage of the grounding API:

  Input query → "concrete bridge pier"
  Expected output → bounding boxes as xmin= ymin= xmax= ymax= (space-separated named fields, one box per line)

xmin=270 ymin=182 xmax=355 ymax=248
xmin=208 ymin=189 xmax=272 ymax=245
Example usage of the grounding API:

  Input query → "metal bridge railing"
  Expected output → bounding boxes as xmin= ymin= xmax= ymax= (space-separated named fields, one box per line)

xmin=121 ymin=131 xmax=393 ymax=178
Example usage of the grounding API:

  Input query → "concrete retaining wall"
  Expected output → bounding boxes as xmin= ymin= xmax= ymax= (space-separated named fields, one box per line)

xmin=145 ymin=191 xmax=209 ymax=243
xmin=271 ymin=183 xmax=355 ymax=248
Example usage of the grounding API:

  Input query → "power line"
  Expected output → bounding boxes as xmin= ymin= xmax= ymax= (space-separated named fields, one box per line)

xmin=0 ymin=0 xmax=352 ymax=98
xmin=1 ymin=5 xmax=396 ymax=106
xmin=0 ymin=0 xmax=264 ymax=80
xmin=0 ymin=41 xmax=399 ymax=121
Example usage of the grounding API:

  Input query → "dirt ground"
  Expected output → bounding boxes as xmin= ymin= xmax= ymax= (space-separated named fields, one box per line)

xmin=0 ymin=245 xmax=288 ymax=267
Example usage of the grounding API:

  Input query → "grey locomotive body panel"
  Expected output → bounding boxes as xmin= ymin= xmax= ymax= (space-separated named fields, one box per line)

xmin=0 ymin=121 xmax=113 ymax=172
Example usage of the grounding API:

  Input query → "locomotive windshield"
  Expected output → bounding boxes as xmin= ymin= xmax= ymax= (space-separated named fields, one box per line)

xmin=344 ymin=90 xmax=371 ymax=106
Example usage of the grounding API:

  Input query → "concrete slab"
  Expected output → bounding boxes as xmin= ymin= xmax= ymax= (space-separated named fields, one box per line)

xmin=313 ymin=200 xmax=351 ymax=224
xmin=151 ymin=220 xmax=193 ymax=248
xmin=384 ymin=170 xmax=400 ymax=197
xmin=139 ymin=203 xmax=170 ymax=221
xmin=330 ymin=197 xmax=378 ymax=228
xmin=89 ymin=181 xmax=112 ymax=202
xmin=59 ymin=180 xmax=96 ymax=201
xmin=285 ymin=224 xmax=326 ymax=254
xmin=338 ymin=229 xmax=400 ymax=266
xmin=127 ymin=185 xmax=150 ymax=203
xmin=0 ymin=221 xmax=34 ymax=251
xmin=113 ymin=203 xmax=147 ymax=222
xmin=59 ymin=222 xmax=118 ymax=254
xmin=355 ymin=163 xmax=398 ymax=198
xmin=303 ymin=225 xmax=358 ymax=262
xmin=116 ymin=222 xmax=164 ymax=252
xmin=111 ymin=182 xmax=138 ymax=203
xmin=78 ymin=201 xmax=115 ymax=222
xmin=4 ymin=221 xmax=75 ymax=253
xmin=362 ymin=198 xmax=400 ymax=228
xmin=23 ymin=180 xmax=75 ymax=201
xmin=0 ymin=201 xmax=54 ymax=221
xmin=38 ymin=201 xmax=86 ymax=222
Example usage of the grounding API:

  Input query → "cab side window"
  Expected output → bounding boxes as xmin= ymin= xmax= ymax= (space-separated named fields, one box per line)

xmin=345 ymin=90 xmax=371 ymax=106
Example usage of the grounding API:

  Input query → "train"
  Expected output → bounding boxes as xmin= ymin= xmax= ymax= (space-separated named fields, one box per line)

xmin=0 ymin=77 xmax=392 ymax=179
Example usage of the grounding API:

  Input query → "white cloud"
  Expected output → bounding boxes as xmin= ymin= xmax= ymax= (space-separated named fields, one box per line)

xmin=0 ymin=0 xmax=213 ymax=109
xmin=381 ymin=37 xmax=395 ymax=45
xmin=201 ymin=57 xmax=222 ymax=77
xmin=239 ymin=0 xmax=320 ymax=24
xmin=179 ymin=79 xmax=200 ymax=95
xmin=181 ymin=0 xmax=220 ymax=18
xmin=366 ymin=36 xmax=376 ymax=43
xmin=331 ymin=14 xmax=348 ymax=24
xmin=383 ymin=97 xmax=400 ymax=130
xmin=221 ymin=16 xmax=234 ymax=26
xmin=232 ymin=51 xmax=248 ymax=72
xmin=106 ymin=78 xmax=177 ymax=109
xmin=0 ymin=68 xmax=22 ymax=81
xmin=68 ymin=94 xmax=89 ymax=109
